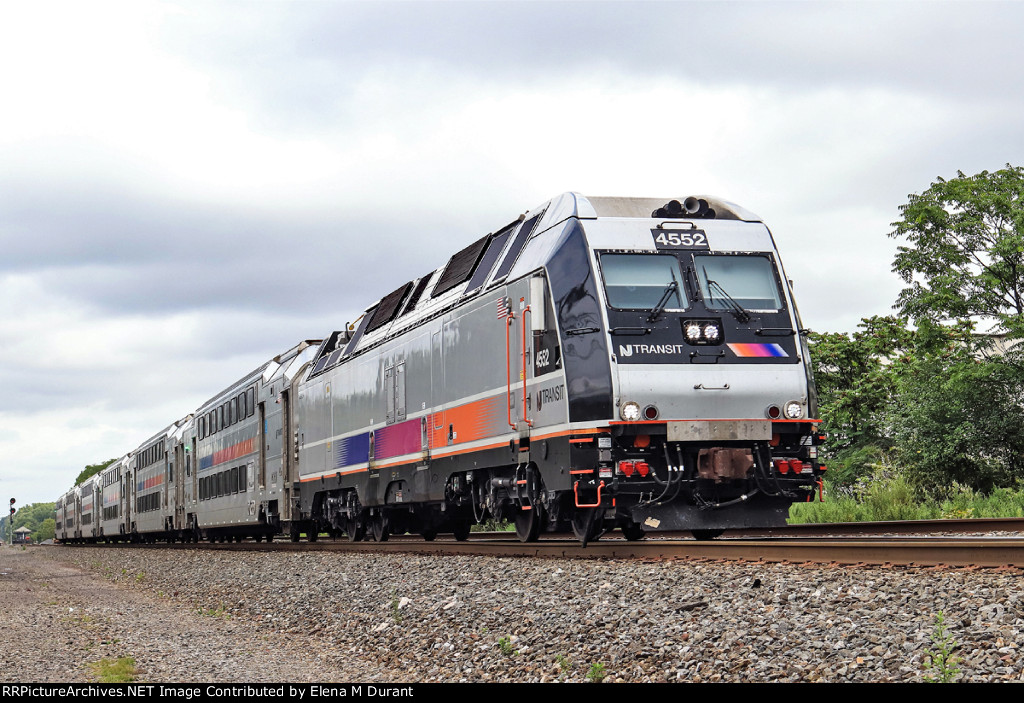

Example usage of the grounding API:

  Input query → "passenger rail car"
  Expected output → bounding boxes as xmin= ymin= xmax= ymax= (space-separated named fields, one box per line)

xmin=296 ymin=193 xmax=824 ymax=543
xmin=98 ymin=456 xmax=128 ymax=540
xmin=189 ymin=340 xmax=320 ymax=542
xmin=58 ymin=193 xmax=823 ymax=546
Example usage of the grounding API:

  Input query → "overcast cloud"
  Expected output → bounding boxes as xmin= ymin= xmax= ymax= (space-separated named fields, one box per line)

xmin=2 ymin=0 xmax=1023 ymax=507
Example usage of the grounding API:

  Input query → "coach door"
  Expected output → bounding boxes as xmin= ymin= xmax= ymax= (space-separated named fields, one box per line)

xmin=190 ymin=436 xmax=197 ymax=507
xmin=259 ymin=401 xmax=267 ymax=489
xmin=124 ymin=465 xmax=133 ymax=533
xmin=174 ymin=442 xmax=186 ymax=529
xmin=280 ymin=388 xmax=295 ymax=522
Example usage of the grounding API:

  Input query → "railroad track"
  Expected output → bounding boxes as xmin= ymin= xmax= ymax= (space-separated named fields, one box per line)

xmin=73 ymin=518 xmax=1024 ymax=568
xmin=55 ymin=518 xmax=1024 ymax=568
xmin=194 ymin=535 xmax=1024 ymax=568
xmin=736 ymin=516 xmax=1024 ymax=537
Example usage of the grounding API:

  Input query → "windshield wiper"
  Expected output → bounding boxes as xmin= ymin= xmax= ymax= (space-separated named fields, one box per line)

xmin=647 ymin=277 xmax=679 ymax=323
xmin=703 ymin=268 xmax=750 ymax=323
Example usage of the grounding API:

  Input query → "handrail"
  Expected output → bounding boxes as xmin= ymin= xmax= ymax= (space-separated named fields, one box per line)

xmin=521 ymin=305 xmax=532 ymax=427
xmin=505 ymin=311 xmax=516 ymax=429
xmin=573 ymin=480 xmax=605 ymax=508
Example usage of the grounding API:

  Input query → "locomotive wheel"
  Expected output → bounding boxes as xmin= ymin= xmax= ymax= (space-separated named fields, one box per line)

xmin=571 ymin=509 xmax=602 ymax=546
xmin=420 ymin=528 xmax=437 ymax=541
xmin=290 ymin=524 xmax=301 ymax=543
xmin=452 ymin=520 xmax=472 ymax=541
xmin=514 ymin=504 xmax=544 ymax=542
xmin=371 ymin=514 xmax=390 ymax=542
xmin=620 ymin=523 xmax=645 ymax=541
xmin=691 ymin=529 xmax=724 ymax=541
xmin=345 ymin=517 xmax=365 ymax=542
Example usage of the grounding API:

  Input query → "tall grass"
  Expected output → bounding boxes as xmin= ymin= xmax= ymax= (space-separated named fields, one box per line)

xmin=789 ymin=475 xmax=1024 ymax=524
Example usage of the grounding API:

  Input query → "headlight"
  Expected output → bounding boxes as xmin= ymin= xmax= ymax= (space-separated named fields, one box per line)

xmin=620 ymin=401 xmax=642 ymax=422
xmin=784 ymin=401 xmax=803 ymax=419
xmin=684 ymin=323 xmax=702 ymax=341
xmin=702 ymin=323 xmax=720 ymax=342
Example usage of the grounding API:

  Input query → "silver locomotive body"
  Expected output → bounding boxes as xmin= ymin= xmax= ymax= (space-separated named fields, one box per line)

xmin=295 ymin=193 xmax=823 ymax=542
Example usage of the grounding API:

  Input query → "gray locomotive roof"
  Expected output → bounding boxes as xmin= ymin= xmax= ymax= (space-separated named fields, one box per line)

xmin=570 ymin=194 xmax=762 ymax=222
xmin=313 ymin=191 xmax=766 ymax=369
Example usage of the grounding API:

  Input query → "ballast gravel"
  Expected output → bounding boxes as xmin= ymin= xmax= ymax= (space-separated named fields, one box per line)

xmin=2 ymin=544 xmax=1021 ymax=683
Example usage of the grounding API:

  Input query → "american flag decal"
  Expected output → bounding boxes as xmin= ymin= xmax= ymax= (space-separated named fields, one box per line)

xmin=497 ymin=296 xmax=511 ymax=318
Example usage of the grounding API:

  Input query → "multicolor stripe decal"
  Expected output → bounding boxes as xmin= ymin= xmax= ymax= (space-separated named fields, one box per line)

xmin=334 ymin=433 xmax=370 ymax=468
xmin=199 ymin=436 xmax=257 ymax=471
xmin=375 ymin=420 xmax=423 ymax=459
xmin=139 ymin=474 xmax=164 ymax=490
xmin=727 ymin=343 xmax=788 ymax=358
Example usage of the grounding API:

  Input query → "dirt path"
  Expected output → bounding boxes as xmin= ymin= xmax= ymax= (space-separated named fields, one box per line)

xmin=0 ymin=546 xmax=336 ymax=683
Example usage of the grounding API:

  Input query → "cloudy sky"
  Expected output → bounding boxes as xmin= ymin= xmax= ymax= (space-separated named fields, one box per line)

xmin=3 ymin=0 xmax=1023 ymax=507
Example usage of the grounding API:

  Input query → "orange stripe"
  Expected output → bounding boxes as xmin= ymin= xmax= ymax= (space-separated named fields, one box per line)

xmin=298 ymin=466 xmax=368 ymax=483
xmin=531 ymin=427 xmax=608 ymax=441
xmin=609 ymin=418 xmax=821 ymax=425
xmin=430 ymin=440 xmax=510 ymax=459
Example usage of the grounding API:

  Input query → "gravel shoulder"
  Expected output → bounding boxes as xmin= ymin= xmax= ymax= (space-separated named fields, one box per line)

xmin=3 ymin=543 xmax=1023 ymax=683
xmin=0 ymin=545 xmax=374 ymax=682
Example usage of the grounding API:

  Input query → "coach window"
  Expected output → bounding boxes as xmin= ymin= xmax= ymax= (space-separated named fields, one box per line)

xmin=247 ymin=388 xmax=255 ymax=416
xmin=600 ymin=254 xmax=689 ymax=311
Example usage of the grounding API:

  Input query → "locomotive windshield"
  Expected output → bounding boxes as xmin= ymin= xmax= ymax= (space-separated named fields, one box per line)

xmin=694 ymin=255 xmax=783 ymax=311
xmin=600 ymin=254 xmax=689 ymax=310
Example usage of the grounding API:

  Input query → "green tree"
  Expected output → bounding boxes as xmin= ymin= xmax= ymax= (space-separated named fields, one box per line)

xmin=890 ymin=164 xmax=1024 ymax=338
xmin=34 ymin=518 xmax=56 ymax=543
xmin=810 ymin=315 xmax=915 ymax=453
xmin=75 ymin=458 xmax=118 ymax=486
xmin=810 ymin=317 xmax=983 ymax=488
xmin=888 ymin=352 xmax=1024 ymax=492
xmin=6 ymin=502 xmax=57 ymax=542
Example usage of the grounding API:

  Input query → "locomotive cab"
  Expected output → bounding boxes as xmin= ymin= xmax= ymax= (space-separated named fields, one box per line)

xmin=560 ymin=197 xmax=823 ymax=539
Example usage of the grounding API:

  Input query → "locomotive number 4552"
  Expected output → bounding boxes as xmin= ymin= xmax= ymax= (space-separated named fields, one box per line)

xmin=652 ymin=229 xmax=709 ymax=248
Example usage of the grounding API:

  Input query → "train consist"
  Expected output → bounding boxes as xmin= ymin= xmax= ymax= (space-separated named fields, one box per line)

xmin=57 ymin=193 xmax=824 ymax=546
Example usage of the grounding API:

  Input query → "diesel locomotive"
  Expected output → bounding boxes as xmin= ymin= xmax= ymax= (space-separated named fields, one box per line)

xmin=57 ymin=193 xmax=824 ymax=545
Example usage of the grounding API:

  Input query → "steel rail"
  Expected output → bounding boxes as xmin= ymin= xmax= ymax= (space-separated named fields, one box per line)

xmin=113 ymin=535 xmax=1024 ymax=568
xmin=733 ymin=517 xmax=1024 ymax=537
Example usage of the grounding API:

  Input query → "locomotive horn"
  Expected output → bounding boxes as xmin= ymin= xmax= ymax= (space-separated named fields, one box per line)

xmin=652 ymin=199 xmax=685 ymax=218
xmin=682 ymin=196 xmax=702 ymax=215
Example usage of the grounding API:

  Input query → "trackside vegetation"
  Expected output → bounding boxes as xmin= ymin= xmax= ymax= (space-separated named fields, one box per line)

xmin=793 ymin=165 xmax=1024 ymax=523
xmin=1 ymin=502 xmax=56 ymax=543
